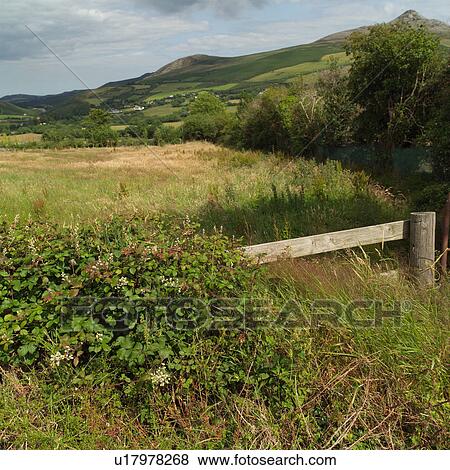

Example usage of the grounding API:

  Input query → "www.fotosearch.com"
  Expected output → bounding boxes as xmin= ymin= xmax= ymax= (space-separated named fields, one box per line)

xmin=60 ymin=297 xmax=410 ymax=332
xmin=113 ymin=452 xmax=337 ymax=467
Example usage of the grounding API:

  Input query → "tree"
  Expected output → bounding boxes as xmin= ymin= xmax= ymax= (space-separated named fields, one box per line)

xmin=346 ymin=23 xmax=445 ymax=164
xmin=182 ymin=113 xmax=233 ymax=143
xmin=317 ymin=60 xmax=358 ymax=146
xmin=238 ymin=87 xmax=291 ymax=152
xmin=85 ymin=109 xmax=111 ymax=127
xmin=83 ymin=109 xmax=117 ymax=147
xmin=182 ymin=92 xmax=231 ymax=143
xmin=425 ymin=62 xmax=450 ymax=180
xmin=278 ymin=88 xmax=325 ymax=156
xmin=189 ymin=92 xmax=226 ymax=115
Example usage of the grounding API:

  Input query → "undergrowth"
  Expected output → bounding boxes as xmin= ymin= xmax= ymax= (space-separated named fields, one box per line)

xmin=0 ymin=216 xmax=448 ymax=450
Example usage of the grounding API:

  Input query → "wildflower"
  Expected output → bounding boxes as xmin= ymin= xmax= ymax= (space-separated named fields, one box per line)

xmin=150 ymin=366 xmax=171 ymax=387
xmin=95 ymin=332 xmax=104 ymax=342
xmin=60 ymin=272 xmax=70 ymax=282
xmin=49 ymin=346 xmax=74 ymax=368
xmin=160 ymin=276 xmax=182 ymax=293
xmin=116 ymin=276 xmax=128 ymax=288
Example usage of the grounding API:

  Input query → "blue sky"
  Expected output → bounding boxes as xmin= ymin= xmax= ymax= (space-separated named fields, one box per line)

xmin=1 ymin=0 xmax=448 ymax=96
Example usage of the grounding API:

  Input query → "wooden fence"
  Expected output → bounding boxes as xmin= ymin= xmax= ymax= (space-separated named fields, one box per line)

xmin=243 ymin=212 xmax=437 ymax=287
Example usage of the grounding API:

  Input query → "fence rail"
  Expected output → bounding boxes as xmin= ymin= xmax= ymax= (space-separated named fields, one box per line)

xmin=243 ymin=212 xmax=436 ymax=287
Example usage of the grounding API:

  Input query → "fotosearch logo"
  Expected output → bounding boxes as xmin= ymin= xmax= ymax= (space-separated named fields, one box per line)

xmin=60 ymin=296 xmax=408 ymax=332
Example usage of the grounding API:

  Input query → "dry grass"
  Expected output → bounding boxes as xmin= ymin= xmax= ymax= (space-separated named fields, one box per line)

xmin=0 ymin=133 xmax=42 ymax=144
xmin=0 ymin=142 xmax=406 ymax=245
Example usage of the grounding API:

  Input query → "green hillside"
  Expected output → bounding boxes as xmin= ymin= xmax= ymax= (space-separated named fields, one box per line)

xmin=2 ymin=10 xmax=449 ymax=121
xmin=0 ymin=101 xmax=30 ymax=116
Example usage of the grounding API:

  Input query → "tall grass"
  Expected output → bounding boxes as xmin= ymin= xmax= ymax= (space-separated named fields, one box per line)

xmin=0 ymin=143 xmax=406 ymax=244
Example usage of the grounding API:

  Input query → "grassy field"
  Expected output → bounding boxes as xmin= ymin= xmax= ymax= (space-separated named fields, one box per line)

xmin=0 ymin=133 xmax=42 ymax=144
xmin=0 ymin=143 xmax=405 ymax=244
xmin=248 ymin=52 xmax=351 ymax=82
xmin=0 ymin=144 xmax=448 ymax=450
xmin=143 ymin=104 xmax=180 ymax=117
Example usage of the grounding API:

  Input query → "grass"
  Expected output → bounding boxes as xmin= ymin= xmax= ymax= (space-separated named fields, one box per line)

xmin=0 ymin=144 xmax=447 ymax=450
xmin=249 ymin=52 xmax=351 ymax=83
xmin=143 ymin=105 xmax=179 ymax=117
xmin=0 ymin=133 xmax=42 ymax=144
xmin=0 ymin=143 xmax=406 ymax=244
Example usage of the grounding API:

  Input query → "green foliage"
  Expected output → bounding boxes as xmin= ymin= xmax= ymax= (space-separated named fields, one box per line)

xmin=317 ymin=61 xmax=358 ymax=146
xmin=0 ymin=216 xmax=259 ymax=376
xmin=425 ymin=63 xmax=450 ymax=180
xmin=85 ymin=109 xmax=111 ymax=127
xmin=182 ymin=92 xmax=233 ymax=143
xmin=189 ymin=92 xmax=226 ymax=115
xmin=278 ymin=85 xmax=325 ymax=155
xmin=346 ymin=23 xmax=445 ymax=149
xmin=154 ymin=125 xmax=182 ymax=146
xmin=412 ymin=182 xmax=450 ymax=211
xmin=182 ymin=112 xmax=234 ymax=143
xmin=46 ymin=99 xmax=91 ymax=121
xmin=83 ymin=109 xmax=118 ymax=147
xmin=238 ymin=87 xmax=291 ymax=152
xmin=237 ymin=83 xmax=327 ymax=155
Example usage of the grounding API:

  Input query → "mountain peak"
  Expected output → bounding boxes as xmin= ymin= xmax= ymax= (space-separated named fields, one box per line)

xmin=397 ymin=9 xmax=422 ymax=19
xmin=395 ymin=9 xmax=425 ymax=22
xmin=155 ymin=55 xmax=217 ymax=76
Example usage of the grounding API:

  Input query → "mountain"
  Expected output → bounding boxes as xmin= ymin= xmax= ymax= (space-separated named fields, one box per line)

xmin=317 ymin=9 xmax=450 ymax=43
xmin=2 ymin=10 xmax=449 ymax=120
xmin=0 ymin=100 xmax=30 ymax=116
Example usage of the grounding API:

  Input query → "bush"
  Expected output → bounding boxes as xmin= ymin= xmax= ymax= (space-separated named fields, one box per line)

xmin=153 ymin=125 xmax=182 ymax=146
xmin=0 ymin=216 xmax=259 ymax=380
xmin=238 ymin=87 xmax=290 ymax=152
xmin=182 ymin=112 xmax=233 ymax=143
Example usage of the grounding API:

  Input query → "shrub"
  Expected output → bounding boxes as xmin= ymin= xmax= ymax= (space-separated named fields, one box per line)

xmin=182 ymin=112 xmax=233 ymax=143
xmin=0 ymin=216 xmax=260 ymax=382
xmin=154 ymin=125 xmax=182 ymax=146
xmin=238 ymin=87 xmax=290 ymax=152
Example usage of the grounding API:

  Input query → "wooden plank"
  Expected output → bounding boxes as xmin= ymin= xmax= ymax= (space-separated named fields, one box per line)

xmin=243 ymin=220 xmax=410 ymax=264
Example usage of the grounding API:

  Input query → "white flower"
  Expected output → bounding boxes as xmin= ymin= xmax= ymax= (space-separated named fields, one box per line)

xmin=116 ymin=277 xmax=128 ymax=288
xmin=160 ymin=276 xmax=182 ymax=293
xmin=150 ymin=366 xmax=172 ymax=387
xmin=50 ymin=346 xmax=74 ymax=368
xmin=95 ymin=332 xmax=104 ymax=342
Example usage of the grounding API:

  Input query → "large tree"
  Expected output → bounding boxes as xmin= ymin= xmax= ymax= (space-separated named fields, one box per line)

xmin=346 ymin=23 xmax=445 ymax=163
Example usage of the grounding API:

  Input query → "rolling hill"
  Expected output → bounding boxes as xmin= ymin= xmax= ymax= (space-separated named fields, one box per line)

xmin=2 ymin=10 xmax=449 ymax=120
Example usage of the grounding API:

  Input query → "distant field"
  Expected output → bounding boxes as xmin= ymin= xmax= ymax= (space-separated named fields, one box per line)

xmin=0 ymin=115 xmax=29 ymax=120
xmin=0 ymin=133 xmax=42 ymax=144
xmin=248 ymin=52 xmax=351 ymax=82
xmin=164 ymin=121 xmax=183 ymax=128
xmin=143 ymin=104 xmax=180 ymax=117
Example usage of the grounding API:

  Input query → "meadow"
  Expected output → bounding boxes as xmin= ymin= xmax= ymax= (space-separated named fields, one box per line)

xmin=0 ymin=144 xmax=448 ymax=450
xmin=0 ymin=143 xmax=405 ymax=244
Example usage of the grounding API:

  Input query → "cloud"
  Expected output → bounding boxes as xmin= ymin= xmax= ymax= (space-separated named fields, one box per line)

xmin=135 ymin=0 xmax=269 ymax=17
xmin=0 ymin=0 xmax=208 ymax=62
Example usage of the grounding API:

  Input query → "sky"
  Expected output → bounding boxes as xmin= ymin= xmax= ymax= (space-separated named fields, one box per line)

xmin=1 ymin=0 xmax=449 ymax=97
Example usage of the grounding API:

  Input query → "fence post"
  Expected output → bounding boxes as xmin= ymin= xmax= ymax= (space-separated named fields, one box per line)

xmin=441 ymin=193 xmax=450 ymax=274
xmin=409 ymin=212 xmax=436 ymax=287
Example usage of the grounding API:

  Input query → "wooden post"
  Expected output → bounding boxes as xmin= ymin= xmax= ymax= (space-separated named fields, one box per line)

xmin=410 ymin=212 xmax=436 ymax=287
xmin=441 ymin=193 xmax=450 ymax=274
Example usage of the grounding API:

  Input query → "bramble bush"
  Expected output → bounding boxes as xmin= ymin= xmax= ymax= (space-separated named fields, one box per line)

xmin=0 ymin=216 xmax=301 ymax=400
